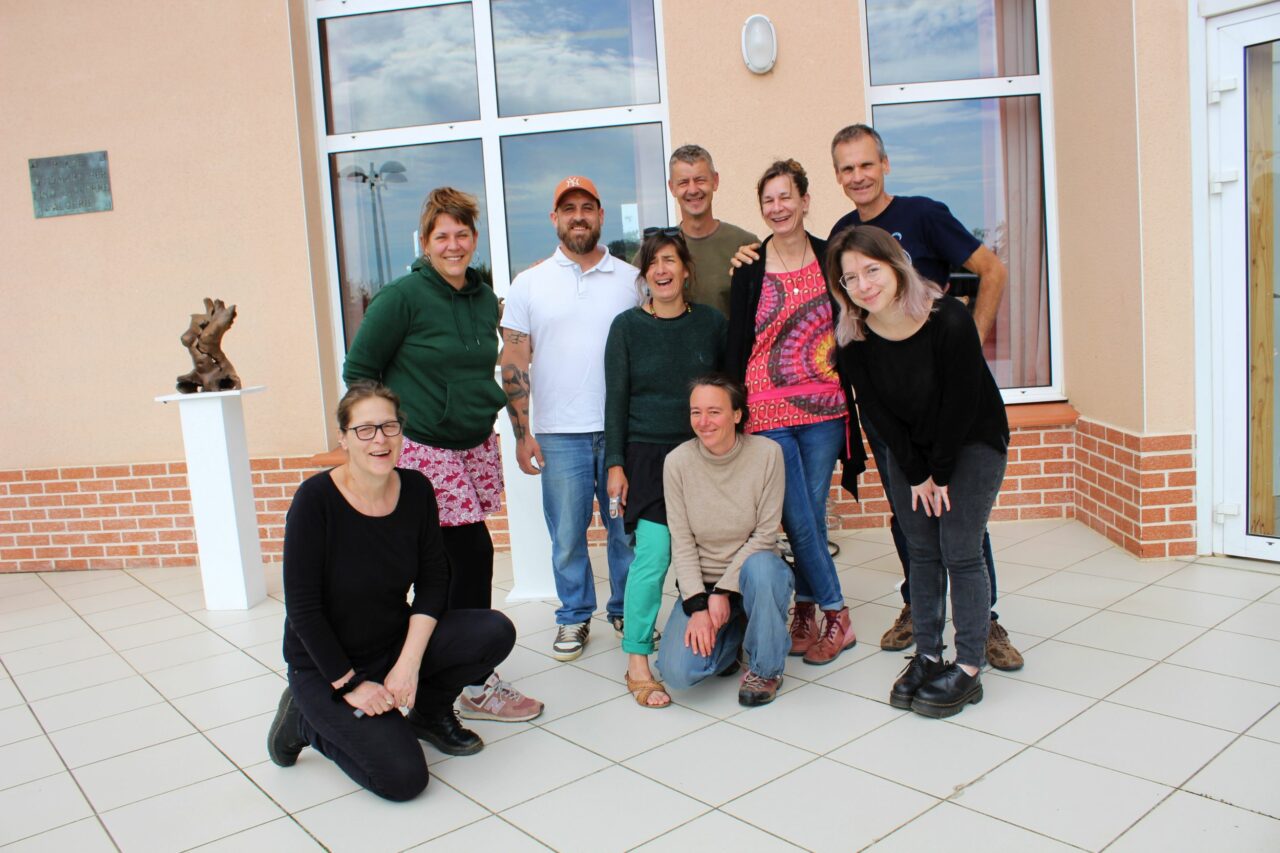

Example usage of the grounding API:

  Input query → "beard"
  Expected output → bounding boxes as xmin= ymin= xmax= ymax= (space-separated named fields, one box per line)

xmin=557 ymin=218 xmax=601 ymax=255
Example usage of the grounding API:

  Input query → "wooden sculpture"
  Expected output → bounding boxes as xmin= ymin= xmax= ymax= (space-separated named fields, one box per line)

xmin=176 ymin=298 xmax=242 ymax=393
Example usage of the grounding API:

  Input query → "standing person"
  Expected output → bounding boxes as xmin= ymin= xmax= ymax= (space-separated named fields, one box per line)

xmin=605 ymin=229 xmax=727 ymax=708
xmin=828 ymin=123 xmax=1021 ymax=670
xmin=501 ymin=176 xmax=639 ymax=661
xmin=725 ymin=159 xmax=860 ymax=667
xmin=267 ymin=382 xmax=517 ymax=800
xmin=830 ymin=226 xmax=1009 ymax=719
xmin=666 ymin=145 xmax=758 ymax=317
xmin=657 ymin=375 xmax=793 ymax=707
xmin=343 ymin=187 xmax=542 ymax=722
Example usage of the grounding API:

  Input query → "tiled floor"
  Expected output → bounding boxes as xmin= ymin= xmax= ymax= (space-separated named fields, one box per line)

xmin=2 ymin=518 xmax=1280 ymax=851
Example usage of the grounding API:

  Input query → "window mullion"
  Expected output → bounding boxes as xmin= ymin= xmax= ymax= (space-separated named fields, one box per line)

xmin=471 ymin=1 xmax=512 ymax=293
xmin=869 ymin=75 xmax=1043 ymax=106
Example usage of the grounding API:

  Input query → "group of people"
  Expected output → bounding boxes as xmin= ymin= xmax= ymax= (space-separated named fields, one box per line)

xmin=266 ymin=123 xmax=1020 ymax=801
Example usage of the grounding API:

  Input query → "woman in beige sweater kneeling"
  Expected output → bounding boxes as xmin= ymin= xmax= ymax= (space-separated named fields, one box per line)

xmin=656 ymin=374 xmax=793 ymax=707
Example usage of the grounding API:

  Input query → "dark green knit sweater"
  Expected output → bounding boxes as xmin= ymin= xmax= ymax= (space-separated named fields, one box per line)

xmin=604 ymin=304 xmax=727 ymax=468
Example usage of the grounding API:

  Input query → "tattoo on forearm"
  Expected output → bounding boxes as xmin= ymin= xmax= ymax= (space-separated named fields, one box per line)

xmin=503 ymin=329 xmax=529 ymax=345
xmin=501 ymin=364 xmax=532 ymax=440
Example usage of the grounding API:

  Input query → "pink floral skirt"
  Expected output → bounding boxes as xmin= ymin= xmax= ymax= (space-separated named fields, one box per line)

xmin=397 ymin=434 xmax=504 ymax=527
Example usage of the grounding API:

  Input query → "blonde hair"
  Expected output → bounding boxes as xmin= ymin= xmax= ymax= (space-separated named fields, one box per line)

xmin=825 ymin=226 xmax=942 ymax=344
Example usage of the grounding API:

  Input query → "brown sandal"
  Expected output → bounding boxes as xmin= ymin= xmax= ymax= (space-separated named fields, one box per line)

xmin=625 ymin=673 xmax=670 ymax=708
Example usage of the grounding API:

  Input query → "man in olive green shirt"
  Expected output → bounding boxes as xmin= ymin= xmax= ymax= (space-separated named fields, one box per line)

xmin=667 ymin=145 xmax=756 ymax=317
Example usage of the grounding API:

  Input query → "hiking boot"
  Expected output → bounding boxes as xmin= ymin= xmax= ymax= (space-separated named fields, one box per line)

xmin=738 ymin=670 xmax=783 ymax=707
xmin=552 ymin=622 xmax=590 ymax=661
xmin=910 ymin=663 xmax=983 ymax=719
xmin=788 ymin=601 xmax=817 ymax=657
xmin=266 ymin=687 xmax=306 ymax=767
xmin=458 ymin=672 xmax=543 ymax=722
xmin=889 ymin=653 xmax=944 ymax=709
xmin=985 ymin=618 xmax=1024 ymax=671
xmin=880 ymin=603 xmax=914 ymax=651
xmin=407 ymin=708 xmax=483 ymax=756
xmin=803 ymin=606 xmax=857 ymax=665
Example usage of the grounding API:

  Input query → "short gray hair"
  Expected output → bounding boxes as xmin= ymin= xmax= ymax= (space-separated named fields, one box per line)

xmin=670 ymin=144 xmax=715 ymax=173
xmin=830 ymin=124 xmax=886 ymax=163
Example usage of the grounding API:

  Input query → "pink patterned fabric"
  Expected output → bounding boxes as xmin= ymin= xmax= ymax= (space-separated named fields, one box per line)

xmin=397 ymin=433 xmax=504 ymax=527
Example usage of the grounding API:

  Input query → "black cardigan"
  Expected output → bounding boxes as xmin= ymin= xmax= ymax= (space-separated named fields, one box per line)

xmin=724 ymin=232 xmax=867 ymax=497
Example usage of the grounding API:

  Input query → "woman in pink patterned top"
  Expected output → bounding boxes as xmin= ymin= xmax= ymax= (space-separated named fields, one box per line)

xmin=725 ymin=159 xmax=858 ymax=666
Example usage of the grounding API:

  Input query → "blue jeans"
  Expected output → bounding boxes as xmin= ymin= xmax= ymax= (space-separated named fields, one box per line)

xmin=656 ymin=552 xmax=794 ymax=688
xmin=539 ymin=432 xmax=635 ymax=625
xmin=862 ymin=415 xmax=1000 ymax=617
xmin=882 ymin=443 xmax=1005 ymax=668
xmin=757 ymin=418 xmax=846 ymax=611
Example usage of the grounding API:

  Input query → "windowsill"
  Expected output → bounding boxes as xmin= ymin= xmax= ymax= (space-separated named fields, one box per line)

xmin=1005 ymin=401 xmax=1079 ymax=429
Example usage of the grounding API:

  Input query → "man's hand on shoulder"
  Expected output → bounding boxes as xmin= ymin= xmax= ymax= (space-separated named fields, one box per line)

xmin=729 ymin=242 xmax=761 ymax=271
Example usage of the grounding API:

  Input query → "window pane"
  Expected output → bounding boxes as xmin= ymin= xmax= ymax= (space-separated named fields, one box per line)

xmin=500 ymin=124 xmax=667 ymax=276
xmin=331 ymin=141 xmax=490 ymax=348
xmin=321 ymin=5 xmax=480 ymax=135
xmin=865 ymin=0 xmax=1037 ymax=85
xmin=872 ymin=96 xmax=1049 ymax=388
xmin=492 ymin=0 xmax=660 ymax=117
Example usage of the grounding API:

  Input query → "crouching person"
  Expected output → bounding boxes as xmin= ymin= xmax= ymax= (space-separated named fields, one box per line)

xmin=656 ymin=374 xmax=793 ymax=707
xmin=267 ymin=381 xmax=516 ymax=801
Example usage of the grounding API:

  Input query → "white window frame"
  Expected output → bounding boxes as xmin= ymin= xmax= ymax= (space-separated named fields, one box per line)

xmin=305 ymin=0 xmax=673 ymax=380
xmin=859 ymin=0 xmax=1065 ymax=403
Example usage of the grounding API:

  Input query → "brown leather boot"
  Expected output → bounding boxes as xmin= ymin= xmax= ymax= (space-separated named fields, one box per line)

xmin=985 ymin=617 xmax=1024 ymax=671
xmin=803 ymin=606 xmax=857 ymax=665
xmin=880 ymin=603 xmax=914 ymax=651
xmin=788 ymin=601 xmax=817 ymax=657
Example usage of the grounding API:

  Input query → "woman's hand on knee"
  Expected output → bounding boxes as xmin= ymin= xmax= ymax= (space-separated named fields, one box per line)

xmin=910 ymin=478 xmax=950 ymax=517
xmin=383 ymin=663 xmax=419 ymax=710
xmin=684 ymin=610 xmax=716 ymax=657
xmin=345 ymin=680 xmax=399 ymax=716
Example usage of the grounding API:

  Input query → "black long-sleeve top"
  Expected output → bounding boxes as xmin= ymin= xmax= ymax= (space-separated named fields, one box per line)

xmin=838 ymin=297 xmax=1008 ymax=487
xmin=281 ymin=469 xmax=450 ymax=682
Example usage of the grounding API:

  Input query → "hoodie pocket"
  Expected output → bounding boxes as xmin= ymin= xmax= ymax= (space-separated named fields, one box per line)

xmin=438 ymin=377 xmax=509 ymax=437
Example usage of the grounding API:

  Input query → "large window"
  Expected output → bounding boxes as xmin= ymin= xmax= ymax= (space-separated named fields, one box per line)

xmin=308 ymin=0 xmax=671 ymax=351
xmin=863 ymin=0 xmax=1061 ymax=398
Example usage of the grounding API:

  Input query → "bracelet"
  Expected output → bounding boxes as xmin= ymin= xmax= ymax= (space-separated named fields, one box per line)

xmin=331 ymin=673 xmax=367 ymax=703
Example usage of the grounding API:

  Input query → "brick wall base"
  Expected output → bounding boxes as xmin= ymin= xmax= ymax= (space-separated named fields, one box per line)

xmin=0 ymin=410 xmax=1198 ymax=572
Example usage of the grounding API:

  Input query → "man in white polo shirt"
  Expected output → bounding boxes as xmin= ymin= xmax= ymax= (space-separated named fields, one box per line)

xmin=500 ymin=176 xmax=640 ymax=661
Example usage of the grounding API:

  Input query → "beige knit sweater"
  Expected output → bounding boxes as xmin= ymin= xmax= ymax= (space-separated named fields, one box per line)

xmin=663 ymin=433 xmax=784 ymax=599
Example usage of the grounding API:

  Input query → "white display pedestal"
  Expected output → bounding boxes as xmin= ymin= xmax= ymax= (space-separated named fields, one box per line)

xmin=495 ymin=378 xmax=556 ymax=603
xmin=155 ymin=386 xmax=266 ymax=610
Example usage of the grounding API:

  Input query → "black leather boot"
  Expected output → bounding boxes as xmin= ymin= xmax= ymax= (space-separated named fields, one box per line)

xmin=889 ymin=654 xmax=944 ymax=709
xmin=407 ymin=708 xmax=484 ymax=756
xmin=910 ymin=663 xmax=983 ymax=718
xmin=267 ymin=688 xmax=307 ymax=767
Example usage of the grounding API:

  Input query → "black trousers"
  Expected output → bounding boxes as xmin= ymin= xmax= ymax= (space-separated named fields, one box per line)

xmin=288 ymin=608 xmax=515 ymax=802
xmin=441 ymin=521 xmax=494 ymax=610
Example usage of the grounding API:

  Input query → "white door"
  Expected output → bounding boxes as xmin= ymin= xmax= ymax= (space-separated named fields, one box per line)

xmin=1213 ymin=5 xmax=1280 ymax=559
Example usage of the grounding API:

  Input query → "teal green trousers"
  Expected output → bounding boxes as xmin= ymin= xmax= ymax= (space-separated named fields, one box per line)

xmin=621 ymin=519 xmax=670 ymax=655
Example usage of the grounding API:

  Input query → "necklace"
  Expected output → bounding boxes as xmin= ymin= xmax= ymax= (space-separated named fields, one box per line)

xmin=772 ymin=240 xmax=809 ymax=296
xmin=644 ymin=298 xmax=691 ymax=318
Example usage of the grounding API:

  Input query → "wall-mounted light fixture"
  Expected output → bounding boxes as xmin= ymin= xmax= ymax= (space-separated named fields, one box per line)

xmin=741 ymin=14 xmax=777 ymax=74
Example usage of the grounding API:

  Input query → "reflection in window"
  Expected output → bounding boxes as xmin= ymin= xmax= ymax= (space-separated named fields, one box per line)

xmin=331 ymin=141 xmax=489 ymax=347
xmin=865 ymin=0 xmax=1037 ymax=86
xmin=492 ymin=0 xmax=660 ymax=116
xmin=321 ymin=5 xmax=480 ymax=134
xmin=873 ymin=96 xmax=1049 ymax=388
xmin=500 ymin=124 xmax=667 ymax=276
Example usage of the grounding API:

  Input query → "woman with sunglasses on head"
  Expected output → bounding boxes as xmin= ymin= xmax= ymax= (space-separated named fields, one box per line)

xmin=605 ymin=228 xmax=727 ymax=707
xmin=829 ymin=226 xmax=1008 ymax=718
xmin=267 ymin=381 xmax=517 ymax=800
xmin=343 ymin=187 xmax=541 ymax=723
xmin=725 ymin=159 xmax=861 ymax=666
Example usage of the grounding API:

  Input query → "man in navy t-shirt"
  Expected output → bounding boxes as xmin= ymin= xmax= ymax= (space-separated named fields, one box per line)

xmin=827 ymin=124 xmax=1022 ymax=672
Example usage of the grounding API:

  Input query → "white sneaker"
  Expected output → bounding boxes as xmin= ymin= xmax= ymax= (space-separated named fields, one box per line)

xmin=553 ymin=622 xmax=590 ymax=661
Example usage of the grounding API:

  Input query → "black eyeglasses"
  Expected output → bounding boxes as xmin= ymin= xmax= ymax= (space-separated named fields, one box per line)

xmin=643 ymin=226 xmax=683 ymax=239
xmin=345 ymin=420 xmax=403 ymax=441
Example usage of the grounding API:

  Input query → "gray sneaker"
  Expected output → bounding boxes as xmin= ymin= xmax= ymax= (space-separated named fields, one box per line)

xmin=553 ymin=622 xmax=590 ymax=661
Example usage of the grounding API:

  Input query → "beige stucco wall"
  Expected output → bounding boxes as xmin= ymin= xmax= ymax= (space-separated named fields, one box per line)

xmin=1050 ymin=0 xmax=1195 ymax=434
xmin=662 ymin=0 xmax=865 ymax=239
xmin=0 ymin=1 xmax=329 ymax=469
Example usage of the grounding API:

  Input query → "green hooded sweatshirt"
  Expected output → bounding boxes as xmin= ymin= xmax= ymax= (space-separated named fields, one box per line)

xmin=343 ymin=258 xmax=507 ymax=450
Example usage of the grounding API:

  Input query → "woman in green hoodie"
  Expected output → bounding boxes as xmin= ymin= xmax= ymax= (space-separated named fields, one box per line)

xmin=343 ymin=187 xmax=542 ymax=723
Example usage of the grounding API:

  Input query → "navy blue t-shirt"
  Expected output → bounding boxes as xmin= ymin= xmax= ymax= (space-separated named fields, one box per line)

xmin=828 ymin=195 xmax=981 ymax=288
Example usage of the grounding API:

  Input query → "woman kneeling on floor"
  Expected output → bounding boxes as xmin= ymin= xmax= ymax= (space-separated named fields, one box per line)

xmin=267 ymin=381 xmax=516 ymax=801
xmin=656 ymin=374 xmax=794 ymax=707
xmin=830 ymin=226 xmax=1009 ymax=719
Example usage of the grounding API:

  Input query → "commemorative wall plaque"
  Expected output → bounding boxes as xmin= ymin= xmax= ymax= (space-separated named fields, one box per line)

xmin=29 ymin=151 xmax=113 ymax=218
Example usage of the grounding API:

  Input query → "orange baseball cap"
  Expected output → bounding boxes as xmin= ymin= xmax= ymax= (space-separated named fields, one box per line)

xmin=553 ymin=175 xmax=601 ymax=208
